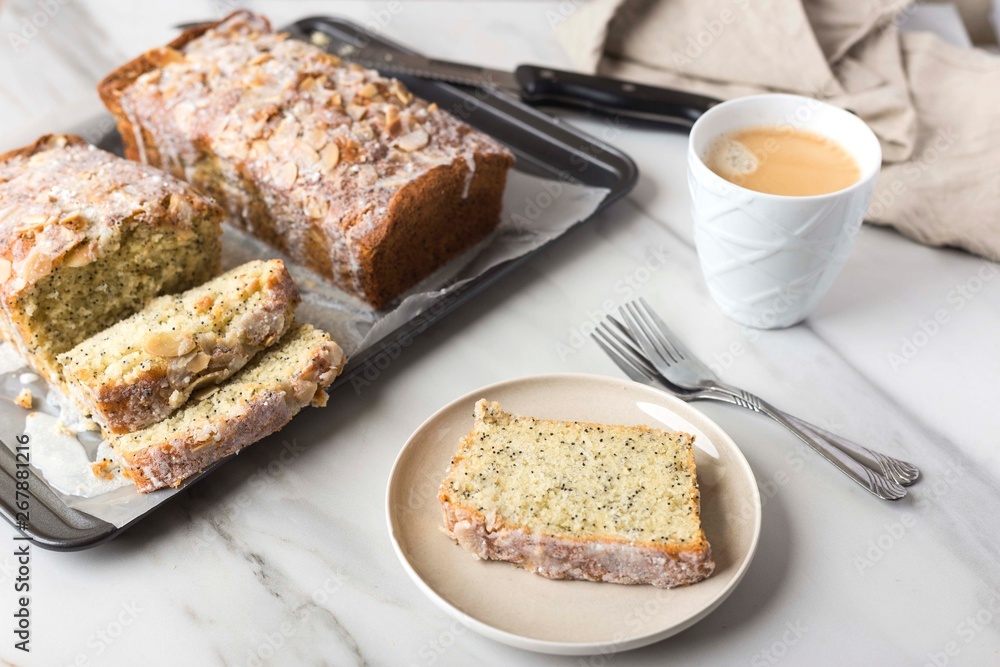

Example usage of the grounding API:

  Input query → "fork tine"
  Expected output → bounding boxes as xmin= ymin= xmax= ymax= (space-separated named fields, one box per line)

xmin=637 ymin=297 xmax=692 ymax=362
xmin=593 ymin=321 xmax=656 ymax=377
xmin=601 ymin=317 xmax=647 ymax=361
xmin=592 ymin=323 xmax=657 ymax=383
xmin=619 ymin=301 xmax=679 ymax=367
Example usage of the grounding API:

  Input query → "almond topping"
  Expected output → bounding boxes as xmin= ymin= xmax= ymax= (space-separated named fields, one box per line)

xmin=390 ymin=80 xmax=413 ymax=105
xmin=345 ymin=105 xmax=367 ymax=121
xmin=396 ymin=129 xmax=429 ymax=152
xmin=293 ymin=380 xmax=319 ymax=404
xmin=250 ymin=140 xmax=271 ymax=159
xmin=273 ymin=162 xmax=298 ymax=189
xmin=329 ymin=91 xmax=343 ymax=107
xmin=320 ymin=143 xmax=340 ymax=171
xmin=359 ymin=82 xmax=379 ymax=99
xmin=144 ymin=332 xmax=196 ymax=358
xmin=62 ymin=245 xmax=93 ymax=268
xmin=292 ymin=141 xmax=320 ymax=169
xmin=302 ymin=127 xmax=328 ymax=151
xmin=305 ymin=196 xmax=330 ymax=220
xmin=384 ymin=106 xmax=401 ymax=136
xmin=186 ymin=352 xmax=211 ymax=373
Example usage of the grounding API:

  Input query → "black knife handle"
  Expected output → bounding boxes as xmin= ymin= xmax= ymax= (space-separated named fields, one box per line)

xmin=514 ymin=64 xmax=719 ymax=129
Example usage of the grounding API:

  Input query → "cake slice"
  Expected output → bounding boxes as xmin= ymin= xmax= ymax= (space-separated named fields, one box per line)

xmin=0 ymin=134 xmax=223 ymax=388
xmin=438 ymin=400 xmax=715 ymax=588
xmin=59 ymin=259 xmax=300 ymax=435
xmin=112 ymin=323 xmax=344 ymax=492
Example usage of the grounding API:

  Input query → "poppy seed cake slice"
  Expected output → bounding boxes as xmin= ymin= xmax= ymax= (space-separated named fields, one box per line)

xmin=59 ymin=259 xmax=299 ymax=434
xmin=438 ymin=400 xmax=714 ymax=588
xmin=112 ymin=323 xmax=344 ymax=492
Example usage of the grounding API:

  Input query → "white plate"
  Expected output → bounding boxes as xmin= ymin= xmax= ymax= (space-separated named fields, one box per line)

xmin=386 ymin=373 xmax=761 ymax=655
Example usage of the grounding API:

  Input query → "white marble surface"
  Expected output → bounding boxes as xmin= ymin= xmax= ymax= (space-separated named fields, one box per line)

xmin=1 ymin=1 xmax=999 ymax=665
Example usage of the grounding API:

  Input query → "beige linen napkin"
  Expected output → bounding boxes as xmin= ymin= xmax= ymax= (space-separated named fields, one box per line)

xmin=558 ymin=0 xmax=1000 ymax=260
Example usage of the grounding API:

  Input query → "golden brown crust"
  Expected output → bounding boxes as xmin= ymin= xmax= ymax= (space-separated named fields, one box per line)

xmin=97 ymin=10 xmax=514 ymax=310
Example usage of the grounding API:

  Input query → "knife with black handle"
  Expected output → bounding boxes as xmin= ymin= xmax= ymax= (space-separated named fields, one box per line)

xmin=312 ymin=39 xmax=720 ymax=129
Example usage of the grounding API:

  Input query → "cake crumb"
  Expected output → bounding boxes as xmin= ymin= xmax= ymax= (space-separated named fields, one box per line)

xmin=14 ymin=388 xmax=32 ymax=409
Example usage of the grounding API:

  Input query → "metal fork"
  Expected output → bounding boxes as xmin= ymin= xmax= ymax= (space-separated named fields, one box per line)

xmin=594 ymin=312 xmax=911 ymax=501
xmin=616 ymin=299 xmax=918 ymax=487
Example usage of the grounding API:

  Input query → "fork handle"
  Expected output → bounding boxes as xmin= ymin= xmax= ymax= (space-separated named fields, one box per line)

xmin=725 ymin=390 xmax=907 ymax=500
xmin=782 ymin=415 xmax=919 ymax=486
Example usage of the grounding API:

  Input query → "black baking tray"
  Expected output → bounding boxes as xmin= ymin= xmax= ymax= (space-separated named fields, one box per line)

xmin=0 ymin=15 xmax=637 ymax=550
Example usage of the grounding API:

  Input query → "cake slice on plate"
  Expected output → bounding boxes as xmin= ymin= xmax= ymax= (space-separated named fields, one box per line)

xmin=438 ymin=400 xmax=714 ymax=588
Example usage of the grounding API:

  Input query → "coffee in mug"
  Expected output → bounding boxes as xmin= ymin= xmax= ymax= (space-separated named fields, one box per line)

xmin=704 ymin=125 xmax=860 ymax=197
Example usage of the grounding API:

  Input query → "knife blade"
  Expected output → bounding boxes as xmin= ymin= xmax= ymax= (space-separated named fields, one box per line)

xmin=312 ymin=36 xmax=719 ymax=129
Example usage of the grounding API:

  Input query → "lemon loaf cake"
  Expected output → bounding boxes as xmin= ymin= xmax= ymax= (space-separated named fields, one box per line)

xmin=98 ymin=11 xmax=514 ymax=310
xmin=0 ymin=134 xmax=223 ymax=387
xmin=59 ymin=259 xmax=300 ymax=435
xmin=438 ymin=400 xmax=715 ymax=588
xmin=112 ymin=323 xmax=344 ymax=492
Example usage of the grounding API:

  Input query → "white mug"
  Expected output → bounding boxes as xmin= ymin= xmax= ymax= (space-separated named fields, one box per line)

xmin=687 ymin=94 xmax=881 ymax=329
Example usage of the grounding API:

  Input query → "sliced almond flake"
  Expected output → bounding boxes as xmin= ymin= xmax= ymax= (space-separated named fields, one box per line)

xmin=273 ymin=162 xmax=298 ymax=189
xmin=301 ymin=127 xmax=328 ymax=151
xmin=320 ymin=143 xmax=341 ymax=171
xmin=305 ymin=196 xmax=330 ymax=220
xmin=292 ymin=141 xmax=320 ymax=169
xmin=396 ymin=129 xmax=430 ymax=152
xmin=345 ymin=105 xmax=367 ymax=121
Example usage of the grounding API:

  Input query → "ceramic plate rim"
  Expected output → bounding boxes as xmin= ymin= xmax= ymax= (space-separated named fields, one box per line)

xmin=385 ymin=372 xmax=762 ymax=655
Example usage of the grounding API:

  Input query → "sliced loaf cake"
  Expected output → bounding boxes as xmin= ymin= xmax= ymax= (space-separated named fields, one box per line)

xmin=59 ymin=259 xmax=299 ymax=434
xmin=112 ymin=323 xmax=344 ymax=492
xmin=438 ymin=400 xmax=715 ymax=588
